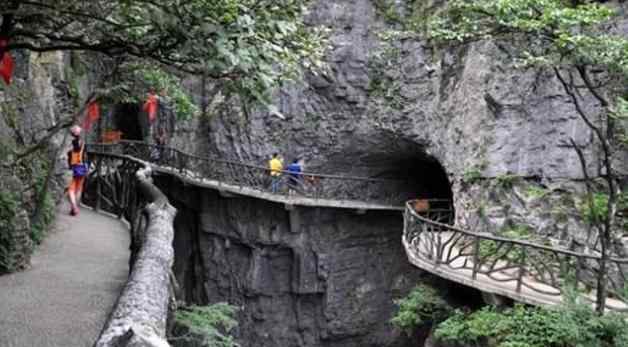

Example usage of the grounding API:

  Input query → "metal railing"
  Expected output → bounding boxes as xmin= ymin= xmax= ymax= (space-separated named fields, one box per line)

xmin=87 ymin=140 xmax=414 ymax=207
xmin=403 ymin=200 xmax=628 ymax=311
xmin=83 ymin=151 xmax=175 ymax=346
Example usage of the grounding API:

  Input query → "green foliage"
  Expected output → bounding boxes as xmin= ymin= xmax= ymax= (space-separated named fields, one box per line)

xmin=391 ymin=284 xmax=453 ymax=334
xmin=0 ymin=190 xmax=19 ymax=272
xmin=463 ymin=168 xmax=483 ymax=184
xmin=525 ymin=186 xmax=548 ymax=199
xmin=373 ymin=0 xmax=403 ymax=24
xmin=174 ymin=303 xmax=239 ymax=347
xmin=495 ymin=174 xmax=519 ymax=189
xmin=579 ymin=193 xmax=609 ymax=226
xmin=613 ymin=97 xmax=628 ymax=149
xmin=427 ymin=0 xmax=628 ymax=75
xmin=30 ymin=191 xmax=54 ymax=246
xmin=10 ymin=1 xmax=330 ymax=109
xmin=478 ymin=224 xmax=533 ymax=261
xmin=435 ymin=303 xmax=628 ymax=347
xmin=109 ymin=63 xmax=199 ymax=120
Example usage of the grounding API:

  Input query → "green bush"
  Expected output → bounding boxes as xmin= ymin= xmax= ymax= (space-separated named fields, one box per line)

xmin=0 ymin=190 xmax=19 ymax=272
xmin=435 ymin=303 xmax=628 ymax=347
xmin=391 ymin=284 xmax=453 ymax=334
xmin=579 ymin=193 xmax=609 ymax=225
xmin=495 ymin=174 xmax=519 ymax=189
xmin=478 ymin=225 xmax=532 ymax=262
xmin=525 ymin=186 xmax=548 ymax=199
xmin=463 ymin=169 xmax=483 ymax=185
xmin=174 ymin=303 xmax=239 ymax=347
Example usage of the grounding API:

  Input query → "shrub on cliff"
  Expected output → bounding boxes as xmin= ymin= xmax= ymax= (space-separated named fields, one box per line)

xmin=434 ymin=303 xmax=628 ymax=347
xmin=171 ymin=303 xmax=239 ymax=347
xmin=391 ymin=284 xmax=453 ymax=334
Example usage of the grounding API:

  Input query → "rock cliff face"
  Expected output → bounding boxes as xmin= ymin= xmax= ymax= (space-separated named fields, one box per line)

xmin=176 ymin=0 xmax=627 ymax=247
xmin=0 ymin=51 xmax=92 ymax=273
xmin=166 ymin=0 xmax=628 ymax=345
xmin=157 ymin=175 xmax=426 ymax=347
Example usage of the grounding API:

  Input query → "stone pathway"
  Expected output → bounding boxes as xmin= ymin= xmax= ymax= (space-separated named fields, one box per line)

xmin=0 ymin=205 xmax=130 ymax=347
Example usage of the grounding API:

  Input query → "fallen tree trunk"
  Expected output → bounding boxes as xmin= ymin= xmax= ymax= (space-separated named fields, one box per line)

xmin=94 ymin=165 xmax=177 ymax=347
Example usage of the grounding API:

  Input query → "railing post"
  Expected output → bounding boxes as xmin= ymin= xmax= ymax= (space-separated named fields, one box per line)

xmin=472 ymin=236 xmax=480 ymax=280
xmin=516 ymin=246 xmax=526 ymax=293
xmin=95 ymin=156 xmax=102 ymax=212
xmin=435 ymin=231 xmax=443 ymax=266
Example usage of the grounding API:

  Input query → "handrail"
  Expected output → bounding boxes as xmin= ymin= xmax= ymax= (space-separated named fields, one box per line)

xmin=86 ymin=151 xmax=176 ymax=347
xmin=403 ymin=199 xmax=628 ymax=312
xmin=85 ymin=141 xmax=430 ymax=207
xmin=405 ymin=200 xmax=628 ymax=263
xmin=89 ymin=140 xmax=406 ymax=182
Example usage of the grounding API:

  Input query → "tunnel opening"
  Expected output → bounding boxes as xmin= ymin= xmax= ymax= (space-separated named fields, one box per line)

xmin=323 ymin=136 xmax=455 ymax=221
xmin=381 ymin=154 xmax=455 ymax=222
xmin=386 ymin=155 xmax=453 ymax=200
xmin=113 ymin=103 xmax=144 ymax=141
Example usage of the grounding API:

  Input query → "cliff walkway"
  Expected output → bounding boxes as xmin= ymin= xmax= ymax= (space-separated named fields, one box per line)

xmin=44 ymin=139 xmax=626 ymax=347
xmin=403 ymin=200 xmax=628 ymax=312
xmin=0 ymin=205 xmax=129 ymax=347
xmin=85 ymin=140 xmax=628 ymax=315
xmin=87 ymin=140 xmax=409 ymax=212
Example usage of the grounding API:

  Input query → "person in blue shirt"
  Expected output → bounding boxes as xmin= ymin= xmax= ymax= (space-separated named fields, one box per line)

xmin=286 ymin=158 xmax=302 ymax=195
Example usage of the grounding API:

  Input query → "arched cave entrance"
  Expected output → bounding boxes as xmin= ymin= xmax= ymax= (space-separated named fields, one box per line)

xmin=324 ymin=136 xmax=455 ymax=221
xmin=378 ymin=153 xmax=455 ymax=220
xmin=113 ymin=103 xmax=145 ymax=141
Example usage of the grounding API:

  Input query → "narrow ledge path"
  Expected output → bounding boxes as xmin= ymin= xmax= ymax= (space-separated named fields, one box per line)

xmin=0 ymin=205 xmax=129 ymax=347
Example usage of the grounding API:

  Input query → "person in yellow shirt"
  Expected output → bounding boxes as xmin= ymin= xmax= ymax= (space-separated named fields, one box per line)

xmin=269 ymin=152 xmax=283 ymax=193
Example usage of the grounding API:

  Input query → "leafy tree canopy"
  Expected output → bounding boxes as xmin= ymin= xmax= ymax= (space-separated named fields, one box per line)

xmin=427 ymin=0 xmax=628 ymax=74
xmin=422 ymin=0 xmax=628 ymax=313
xmin=1 ymin=0 xmax=328 ymax=106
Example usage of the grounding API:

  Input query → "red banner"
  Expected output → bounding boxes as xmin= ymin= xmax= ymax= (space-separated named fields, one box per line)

xmin=0 ymin=38 xmax=14 ymax=85
xmin=82 ymin=101 xmax=100 ymax=131
xmin=143 ymin=92 xmax=158 ymax=123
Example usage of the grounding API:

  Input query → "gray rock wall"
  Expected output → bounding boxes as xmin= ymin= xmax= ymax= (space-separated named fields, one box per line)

xmin=0 ymin=50 xmax=94 ymax=272
xmin=172 ymin=0 xmax=627 ymax=245
xmin=157 ymin=175 xmax=426 ymax=347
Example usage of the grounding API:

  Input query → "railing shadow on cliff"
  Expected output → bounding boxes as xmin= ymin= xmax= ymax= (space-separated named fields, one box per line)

xmin=88 ymin=140 xmax=415 ymax=208
xmin=403 ymin=199 xmax=628 ymax=313
xmin=83 ymin=149 xmax=177 ymax=347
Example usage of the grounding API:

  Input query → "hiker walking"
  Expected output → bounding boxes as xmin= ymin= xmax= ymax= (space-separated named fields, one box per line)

xmin=151 ymin=128 xmax=166 ymax=162
xmin=286 ymin=158 xmax=303 ymax=195
xmin=67 ymin=125 xmax=88 ymax=216
xmin=268 ymin=152 xmax=283 ymax=193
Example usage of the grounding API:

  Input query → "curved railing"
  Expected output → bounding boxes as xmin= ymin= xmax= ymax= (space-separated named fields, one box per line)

xmin=403 ymin=200 xmax=628 ymax=312
xmin=87 ymin=140 xmax=414 ymax=208
xmin=83 ymin=150 xmax=176 ymax=347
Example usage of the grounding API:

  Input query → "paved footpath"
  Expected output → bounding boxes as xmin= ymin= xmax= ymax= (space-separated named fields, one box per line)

xmin=0 ymin=205 xmax=130 ymax=347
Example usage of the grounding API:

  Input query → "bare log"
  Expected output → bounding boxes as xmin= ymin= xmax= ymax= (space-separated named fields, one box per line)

xmin=94 ymin=165 xmax=177 ymax=347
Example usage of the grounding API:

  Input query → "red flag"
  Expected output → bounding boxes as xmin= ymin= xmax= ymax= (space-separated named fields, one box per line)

xmin=143 ymin=92 xmax=158 ymax=123
xmin=0 ymin=38 xmax=14 ymax=85
xmin=82 ymin=101 xmax=100 ymax=131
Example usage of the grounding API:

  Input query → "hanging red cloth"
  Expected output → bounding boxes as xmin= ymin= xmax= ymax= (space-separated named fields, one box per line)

xmin=82 ymin=101 xmax=100 ymax=131
xmin=0 ymin=38 xmax=14 ymax=85
xmin=143 ymin=92 xmax=158 ymax=123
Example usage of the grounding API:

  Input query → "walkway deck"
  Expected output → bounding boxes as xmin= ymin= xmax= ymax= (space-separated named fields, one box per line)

xmin=403 ymin=234 xmax=628 ymax=311
xmin=153 ymin=165 xmax=404 ymax=211
xmin=403 ymin=203 xmax=628 ymax=312
xmin=86 ymin=141 xmax=407 ymax=212
xmin=0 ymin=204 xmax=130 ymax=347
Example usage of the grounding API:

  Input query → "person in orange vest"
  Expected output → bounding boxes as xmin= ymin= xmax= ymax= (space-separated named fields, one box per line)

xmin=67 ymin=125 xmax=88 ymax=216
